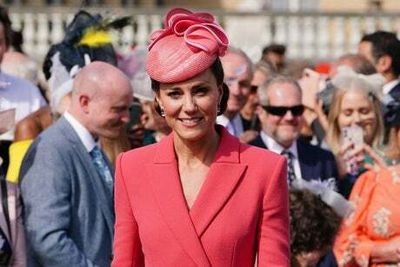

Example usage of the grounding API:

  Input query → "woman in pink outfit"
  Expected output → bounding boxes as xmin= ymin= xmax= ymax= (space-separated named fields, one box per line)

xmin=112 ymin=8 xmax=290 ymax=267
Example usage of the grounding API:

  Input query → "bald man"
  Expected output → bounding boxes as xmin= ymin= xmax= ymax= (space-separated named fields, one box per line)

xmin=20 ymin=62 xmax=133 ymax=267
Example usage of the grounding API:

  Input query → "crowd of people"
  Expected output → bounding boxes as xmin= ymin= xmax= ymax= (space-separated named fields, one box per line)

xmin=1 ymin=4 xmax=400 ymax=267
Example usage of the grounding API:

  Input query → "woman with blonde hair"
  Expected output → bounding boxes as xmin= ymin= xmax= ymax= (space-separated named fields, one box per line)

xmin=326 ymin=70 xmax=384 ymax=196
xmin=334 ymin=98 xmax=400 ymax=266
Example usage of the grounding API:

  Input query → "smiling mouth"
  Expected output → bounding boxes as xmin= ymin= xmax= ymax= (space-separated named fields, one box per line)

xmin=178 ymin=117 xmax=203 ymax=126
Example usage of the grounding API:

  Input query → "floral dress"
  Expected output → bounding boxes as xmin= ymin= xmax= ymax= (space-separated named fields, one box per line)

xmin=334 ymin=169 xmax=400 ymax=267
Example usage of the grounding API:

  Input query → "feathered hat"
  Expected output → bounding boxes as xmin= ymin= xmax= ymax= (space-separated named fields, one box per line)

xmin=42 ymin=10 xmax=130 ymax=112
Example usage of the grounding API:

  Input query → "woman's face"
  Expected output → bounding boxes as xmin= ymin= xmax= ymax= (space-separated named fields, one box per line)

xmin=241 ymin=92 xmax=259 ymax=116
xmin=337 ymin=89 xmax=377 ymax=145
xmin=156 ymin=68 xmax=221 ymax=142
xmin=140 ymin=100 xmax=169 ymax=132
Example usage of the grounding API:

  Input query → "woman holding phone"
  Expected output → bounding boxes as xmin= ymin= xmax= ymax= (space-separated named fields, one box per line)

xmin=112 ymin=8 xmax=290 ymax=267
xmin=333 ymin=98 xmax=400 ymax=266
xmin=326 ymin=71 xmax=384 ymax=197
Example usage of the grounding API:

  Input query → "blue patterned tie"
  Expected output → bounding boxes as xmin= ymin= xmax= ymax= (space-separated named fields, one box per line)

xmin=89 ymin=146 xmax=113 ymax=193
xmin=281 ymin=149 xmax=296 ymax=185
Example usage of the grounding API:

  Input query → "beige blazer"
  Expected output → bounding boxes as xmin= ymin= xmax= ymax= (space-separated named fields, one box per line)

xmin=0 ymin=182 xmax=26 ymax=267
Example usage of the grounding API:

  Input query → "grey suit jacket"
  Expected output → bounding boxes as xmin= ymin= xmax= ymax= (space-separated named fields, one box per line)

xmin=20 ymin=117 xmax=114 ymax=267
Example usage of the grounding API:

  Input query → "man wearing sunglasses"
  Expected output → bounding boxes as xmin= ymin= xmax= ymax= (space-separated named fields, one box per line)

xmin=250 ymin=76 xmax=338 ymax=184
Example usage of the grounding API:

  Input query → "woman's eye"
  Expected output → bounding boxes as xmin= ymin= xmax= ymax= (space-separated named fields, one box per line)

xmin=360 ymin=108 xmax=371 ymax=115
xmin=167 ymin=91 xmax=181 ymax=98
xmin=342 ymin=110 xmax=352 ymax=116
xmin=194 ymin=87 xmax=209 ymax=96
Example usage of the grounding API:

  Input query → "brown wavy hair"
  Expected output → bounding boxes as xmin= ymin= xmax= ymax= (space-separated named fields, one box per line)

xmin=289 ymin=189 xmax=341 ymax=256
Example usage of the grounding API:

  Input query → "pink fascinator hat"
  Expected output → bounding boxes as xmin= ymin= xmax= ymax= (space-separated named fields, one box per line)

xmin=146 ymin=8 xmax=229 ymax=83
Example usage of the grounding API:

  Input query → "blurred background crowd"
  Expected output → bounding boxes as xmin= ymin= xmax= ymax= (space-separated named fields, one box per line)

xmin=1 ymin=0 xmax=400 ymax=266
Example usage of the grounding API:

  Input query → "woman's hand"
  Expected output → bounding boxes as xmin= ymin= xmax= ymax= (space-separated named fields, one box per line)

xmin=336 ymin=142 xmax=366 ymax=178
xmin=336 ymin=142 xmax=388 ymax=178
xmin=363 ymin=144 xmax=388 ymax=172
xmin=371 ymin=237 xmax=400 ymax=264
xmin=299 ymin=68 xmax=321 ymax=111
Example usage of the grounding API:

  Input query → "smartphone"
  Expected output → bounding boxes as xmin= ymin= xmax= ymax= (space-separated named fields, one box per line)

xmin=341 ymin=125 xmax=364 ymax=146
xmin=341 ymin=125 xmax=364 ymax=175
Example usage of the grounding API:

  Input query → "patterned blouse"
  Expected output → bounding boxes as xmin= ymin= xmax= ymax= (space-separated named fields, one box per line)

xmin=333 ymin=169 xmax=400 ymax=267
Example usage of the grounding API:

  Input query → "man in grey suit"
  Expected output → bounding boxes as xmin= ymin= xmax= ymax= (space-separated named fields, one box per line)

xmin=20 ymin=62 xmax=133 ymax=266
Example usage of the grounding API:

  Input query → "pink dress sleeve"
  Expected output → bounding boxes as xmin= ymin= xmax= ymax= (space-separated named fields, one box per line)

xmin=112 ymin=153 xmax=144 ymax=267
xmin=257 ymin=157 xmax=290 ymax=266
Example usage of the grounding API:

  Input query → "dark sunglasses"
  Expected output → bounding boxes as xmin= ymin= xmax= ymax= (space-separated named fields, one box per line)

xmin=263 ymin=105 xmax=305 ymax=117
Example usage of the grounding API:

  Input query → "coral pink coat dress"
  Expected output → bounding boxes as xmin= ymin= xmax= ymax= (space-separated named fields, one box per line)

xmin=112 ymin=127 xmax=290 ymax=267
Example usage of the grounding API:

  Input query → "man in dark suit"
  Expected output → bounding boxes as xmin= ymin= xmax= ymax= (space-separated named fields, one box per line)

xmin=250 ymin=76 xmax=338 ymax=183
xmin=358 ymin=31 xmax=400 ymax=100
xmin=20 ymin=62 xmax=133 ymax=266
xmin=251 ymin=76 xmax=339 ymax=267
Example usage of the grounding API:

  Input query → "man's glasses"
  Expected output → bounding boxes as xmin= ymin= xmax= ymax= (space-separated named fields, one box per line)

xmin=262 ymin=105 xmax=305 ymax=117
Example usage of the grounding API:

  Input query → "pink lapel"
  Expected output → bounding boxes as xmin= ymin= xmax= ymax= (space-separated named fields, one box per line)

xmin=147 ymin=134 xmax=211 ymax=267
xmin=189 ymin=127 xmax=247 ymax=236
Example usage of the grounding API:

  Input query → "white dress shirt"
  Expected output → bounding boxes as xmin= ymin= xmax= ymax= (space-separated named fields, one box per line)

xmin=260 ymin=131 xmax=302 ymax=180
xmin=383 ymin=79 xmax=400 ymax=95
xmin=216 ymin=113 xmax=244 ymax=137
xmin=64 ymin=111 xmax=97 ymax=153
